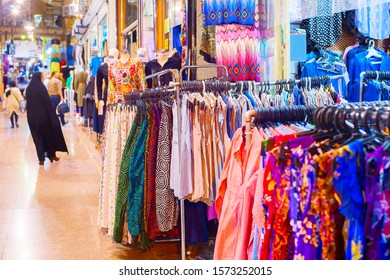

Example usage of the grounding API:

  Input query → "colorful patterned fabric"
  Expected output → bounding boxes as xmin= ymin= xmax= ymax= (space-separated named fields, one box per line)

xmin=146 ymin=105 xmax=163 ymax=240
xmin=333 ymin=141 xmax=366 ymax=260
xmin=289 ymin=144 xmax=320 ymax=260
xmin=155 ymin=102 xmax=179 ymax=232
xmin=108 ymin=58 xmax=145 ymax=101
xmin=373 ymin=156 xmax=390 ymax=259
xmin=364 ymin=146 xmax=384 ymax=260
xmin=216 ymin=20 xmax=262 ymax=82
xmin=113 ymin=109 xmax=142 ymax=243
xmin=127 ymin=105 xmax=148 ymax=237
xmin=314 ymin=151 xmax=344 ymax=260
xmin=203 ymin=0 xmax=256 ymax=26
xmin=180 ymin=0 xmax=187 ymax=66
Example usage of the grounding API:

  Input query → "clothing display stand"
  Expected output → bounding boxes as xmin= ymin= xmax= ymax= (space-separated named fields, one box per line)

xmin=171 ymin=64 xmax=228 ymax=260
xmin=138 ymin=68 xmax=343 ymax=259
xmin=141 ymin=69 xmax=179 ymax=90
xmin=141 ymin=65 xmax=228 ymax=260
xmin=360 ymin=71 xmax=390 ymax=102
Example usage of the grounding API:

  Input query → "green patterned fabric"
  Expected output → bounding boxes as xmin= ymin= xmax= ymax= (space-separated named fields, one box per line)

xmin=127 ymin=104 xmax=148 ymax=237
xmin=113 ymin=107 xmax=142 ymax=243
xmin=139 ymin=105 xmax=153 ymax=250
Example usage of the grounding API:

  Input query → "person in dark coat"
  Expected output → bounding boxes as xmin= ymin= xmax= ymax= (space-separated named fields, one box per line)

xmin=25 ymin=72 xmax=68 ymax=165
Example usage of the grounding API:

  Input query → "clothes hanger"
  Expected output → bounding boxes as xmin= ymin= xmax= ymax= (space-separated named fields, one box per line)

xmin=366 ymin=40 xmax=382 ymax=64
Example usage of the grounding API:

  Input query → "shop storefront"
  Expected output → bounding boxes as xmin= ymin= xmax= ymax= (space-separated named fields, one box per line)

xmin=118 ymin=0 xmax=183 ymax=60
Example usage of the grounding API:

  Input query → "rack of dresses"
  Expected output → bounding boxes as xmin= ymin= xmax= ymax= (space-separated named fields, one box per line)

xmin=359 ymin=71 xmax=390 ymax=103
xmin=98 ymin=67 xmax=348 ymax=260
xmin=216 ymin=100 xmax=390 ymax=260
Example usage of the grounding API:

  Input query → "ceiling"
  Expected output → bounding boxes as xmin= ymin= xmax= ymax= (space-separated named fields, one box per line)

xmin=0 ymin=0 xmax=76 ymax=39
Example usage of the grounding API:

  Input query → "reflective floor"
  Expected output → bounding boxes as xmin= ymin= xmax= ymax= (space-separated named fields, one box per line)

xmin=0 ymin=109 xmax=180 ymax=260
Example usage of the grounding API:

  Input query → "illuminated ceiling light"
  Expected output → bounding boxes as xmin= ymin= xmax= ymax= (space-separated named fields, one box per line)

xmin=16 ymin=0 xmax=24 ymax=4
xmin=12 ymin=7 xmax=19 ymax=15
xmin=25 ymin=24 xmax=35 ymax=32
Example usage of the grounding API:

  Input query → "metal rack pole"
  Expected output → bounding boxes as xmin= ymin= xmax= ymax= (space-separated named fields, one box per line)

xmin=360 ymin=71 xmax=367 ymax=103
xmin=230 ymin=75 xmax=345 ymax=88
xmin=179 ymin=64 xmax=229 ymax=81
xmin=175 ymin=84 xmax=186 ymax=260
xmin=141 ymin=69 xmax=177 ymax=90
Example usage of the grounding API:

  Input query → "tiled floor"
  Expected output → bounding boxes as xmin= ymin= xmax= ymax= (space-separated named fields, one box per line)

xmin=0 ymin=109 xmax=180 ymax=260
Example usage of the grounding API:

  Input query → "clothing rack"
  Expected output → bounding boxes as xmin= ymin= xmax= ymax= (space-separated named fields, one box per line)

xmin=134 ymin=68 xmax=344 ymax=259
xmin=231 ymin=74 xmax=345 ymax=95
xmin=360 ymin=71 xmax=390 ymax=102
xmin=245 ymin=100 xmax=390 ymax=147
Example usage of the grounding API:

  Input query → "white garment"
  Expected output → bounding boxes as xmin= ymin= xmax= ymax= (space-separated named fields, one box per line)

xmin=178 ymin=94 xmax=193 ymax=199
xmin=170 ymin=101 xmax=181 ymax=198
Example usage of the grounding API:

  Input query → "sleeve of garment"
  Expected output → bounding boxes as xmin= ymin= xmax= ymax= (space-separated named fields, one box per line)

xmin=215 ymin=132 xmax=235 ymax=218
xmin=144 ymin=62 xmax=152 ymax=88
xmin=108 ymin=65 xmax=116 ymax=90
xmin=96 ymin=68 xmax=103 ymax=100
xmin=137 ymin=60 xmax=145 ymax=90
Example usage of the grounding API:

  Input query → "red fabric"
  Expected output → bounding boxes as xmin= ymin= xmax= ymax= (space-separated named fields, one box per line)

xmin=146 ymin=106 xmax=162 ymax=240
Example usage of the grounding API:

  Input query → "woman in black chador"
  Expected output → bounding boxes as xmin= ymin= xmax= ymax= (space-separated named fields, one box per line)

xmin=25 ymin=72 xmax=68 ymax=165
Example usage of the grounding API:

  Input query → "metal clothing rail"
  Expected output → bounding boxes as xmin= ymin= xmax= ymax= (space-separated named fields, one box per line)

xmin=244 ymin=100 xmax=390 ymax=147
xmin=359 ymin=71 xmax=390 ymax=102
xmin=141 ymin=69 xmax=179 ymax=90
xmin=231 ymin=74 xmax=345 ymax=95
xmin=179 ymin=64 xmax=229 ymax=81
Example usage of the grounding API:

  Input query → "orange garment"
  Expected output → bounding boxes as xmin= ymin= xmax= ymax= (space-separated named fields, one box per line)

xmin=214 ymin=127 xmax=264 ymax=260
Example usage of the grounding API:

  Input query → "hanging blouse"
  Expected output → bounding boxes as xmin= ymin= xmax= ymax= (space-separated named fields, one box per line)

xmin=108 ymin=58 xmax=145 ymax=101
